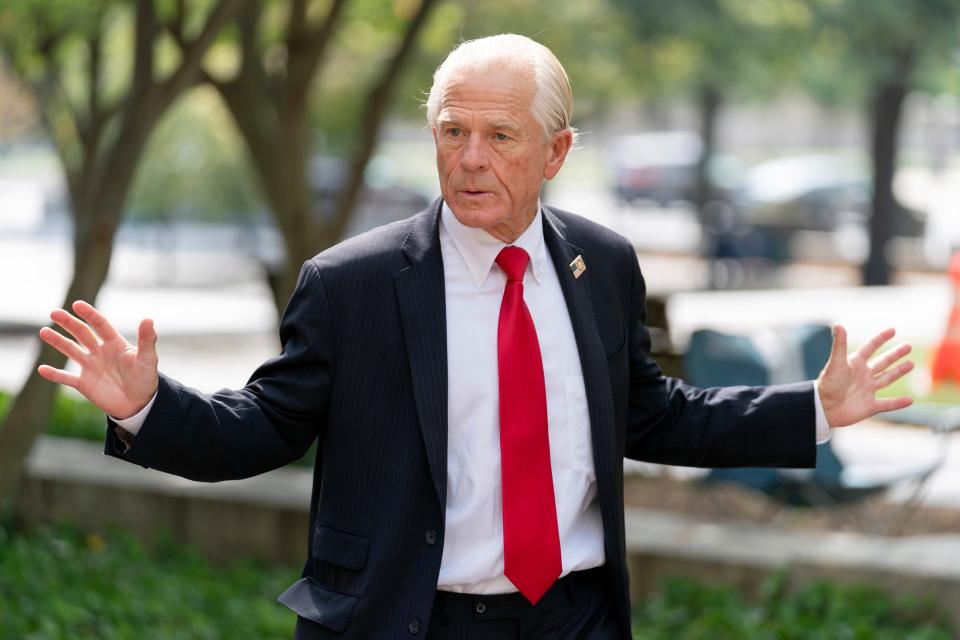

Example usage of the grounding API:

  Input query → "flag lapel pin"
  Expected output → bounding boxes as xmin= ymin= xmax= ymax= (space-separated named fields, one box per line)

xmin=569 ymin=255 xmax=586 ymax=279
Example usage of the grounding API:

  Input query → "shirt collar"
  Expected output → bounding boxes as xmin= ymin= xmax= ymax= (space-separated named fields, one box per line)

xmin=441 ymin=200 xmax=547 ymax=288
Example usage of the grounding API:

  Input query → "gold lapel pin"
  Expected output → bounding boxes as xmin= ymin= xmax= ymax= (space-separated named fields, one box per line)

xmin=569 ymin=254 xmax=586 ymax=279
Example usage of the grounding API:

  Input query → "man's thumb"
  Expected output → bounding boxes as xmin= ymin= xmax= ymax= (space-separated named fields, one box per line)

xmin=827 ymin=323 xmax=847 ymax=368
xmin=137 ymin=318 xmax=158 ymax=363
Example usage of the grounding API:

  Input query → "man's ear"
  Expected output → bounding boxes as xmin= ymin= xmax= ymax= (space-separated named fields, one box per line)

xmin=431 ymin=125 xmax=438 ymax=144
xmin=543 ymin=129 xmax=573 ymax=181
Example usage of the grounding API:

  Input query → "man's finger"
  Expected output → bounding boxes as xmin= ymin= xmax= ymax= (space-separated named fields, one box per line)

xmin=50 ymin=309 xmax=99 ymax=350
xmin=72 ymin=300 xmax=122 ymax=342
xmin=37 ymin=364 xmax=81 ymax=388
xmin=137 ymin=318 xmax=158 ymax=365
xmin=868 ymin=342 xmax=912 ymax=373
xmin=874 ymin=359 xmax=915 ymax=389
xmin=855 ymin=327 xmax=896 ymax=361
xmin=39 ymin=326 xmax=88 ymax=364
xmin=875 ymin=396 xmax=914 ymax=413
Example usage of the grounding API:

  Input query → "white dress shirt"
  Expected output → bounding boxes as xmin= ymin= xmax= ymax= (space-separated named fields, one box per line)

xmin=115 ymin=203 xmax=832 ymax=594
xmin=435 ymin=202 xmax=605 ymax=593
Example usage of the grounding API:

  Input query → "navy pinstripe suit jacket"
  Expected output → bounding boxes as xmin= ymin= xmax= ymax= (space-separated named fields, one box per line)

xmin=105 ymin=199 xmax=815 ymax=638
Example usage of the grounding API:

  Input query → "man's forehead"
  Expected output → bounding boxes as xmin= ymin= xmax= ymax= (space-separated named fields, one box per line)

xmin=436 ymin=66 xmax=534 ymax=123
xmin=442 ymin=63 xmax=533 ymax=95
xmin=436 ymin=106 xmax=523 ymax=128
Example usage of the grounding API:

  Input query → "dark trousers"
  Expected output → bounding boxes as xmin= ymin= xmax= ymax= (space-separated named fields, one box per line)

xmin=426 ymin=567 xmax=622 ymax=639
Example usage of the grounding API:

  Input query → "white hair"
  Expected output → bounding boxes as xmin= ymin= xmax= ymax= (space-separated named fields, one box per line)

xmin=425 ymin=34 xmax=578 ymax=144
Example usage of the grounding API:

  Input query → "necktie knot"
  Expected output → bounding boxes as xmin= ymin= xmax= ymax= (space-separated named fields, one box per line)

xmin=496 ymin=246 xmax=529 ymax=282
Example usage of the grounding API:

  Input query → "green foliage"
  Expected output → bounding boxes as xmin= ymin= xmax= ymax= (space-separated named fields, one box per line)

xmin=309 ymin=0 xmax=648 ymax=143
xmin=612 ymin=0 xmax=817 ymax=101
xmin=395 ymin=0 xmax=645 ymax=125
xmin=308 ymin=0 xmax=451 ymax=151
xmin=633 ymin=573 xmax=953 ymax=639
xmin=462 ymin=0 xmax=647 ymax=119
xmin=800 ymin=0 xmax=960 ymax=105
xmin=127 ymin=87 xmax=260 ymax=223
xmin=0 ymin=521 xmax=300 ymax=639
xmin=0 ymin=390 xmax=104 ymax=442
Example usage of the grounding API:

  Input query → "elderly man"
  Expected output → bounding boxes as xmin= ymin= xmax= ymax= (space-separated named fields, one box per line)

xmin=39 ymin=35 xmax=912 ymax=639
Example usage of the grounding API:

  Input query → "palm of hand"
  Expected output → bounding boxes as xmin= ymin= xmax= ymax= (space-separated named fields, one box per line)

xmin=38 ymin=301 xmax=159 ymax=420
xmin=79 ymin=336 xmax=158 ymax=419
xmin=817 ymin=325 xmax=913 ymax=429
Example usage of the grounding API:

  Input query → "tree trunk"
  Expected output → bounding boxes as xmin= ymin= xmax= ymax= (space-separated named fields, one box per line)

xmin=223 ymin=0 xmax=438 ymax=316
xmin=274 ymin=100 xmax=323 ymax=310
xmin=0 ymin=113 xmax=180 ymax=503
xmin=694 ymin=83 xmax=721 ymax=220
xmin=0 ymin=205 xmax=117 ymax=502
xmin=863 ymin=52 xmax=913 ymax=286
xmin=0 ymin=0 xmax=240 ymax=506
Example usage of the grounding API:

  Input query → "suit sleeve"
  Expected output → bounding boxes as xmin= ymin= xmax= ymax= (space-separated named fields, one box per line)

xmin=622 ymin=250 xmax=816 ymax=469
xmin=103 ymin=260 xmax=335 ymax=481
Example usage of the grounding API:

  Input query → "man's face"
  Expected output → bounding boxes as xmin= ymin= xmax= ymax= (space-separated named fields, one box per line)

xmin=432 ymin=65 xmax=572 ymax=243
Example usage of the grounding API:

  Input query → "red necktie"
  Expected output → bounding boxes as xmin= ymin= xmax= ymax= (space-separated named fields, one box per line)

xmin=495 ymin=246 xmax=562 ymax=605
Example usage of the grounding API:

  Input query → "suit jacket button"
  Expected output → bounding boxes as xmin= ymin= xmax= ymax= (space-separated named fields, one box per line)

xmin=425 ymin=529 xmax=438 ymax=545
xmin=408 ymin=618 xmax=421 ymax=634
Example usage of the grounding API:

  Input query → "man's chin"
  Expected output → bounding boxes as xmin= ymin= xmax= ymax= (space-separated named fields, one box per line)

xmin=449 ymin=200 xmax=504 ymax=226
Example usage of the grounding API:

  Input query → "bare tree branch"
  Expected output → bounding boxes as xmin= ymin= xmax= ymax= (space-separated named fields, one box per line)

xmin=286 ymin=0 xmax=349 ymax=101
xmin=331 ymin=0 xmax=436 ymax=237
xmin=288 ymin=0 xmax=308 ymax=47
xmin=161 ymin=0 xmax=242 ymax=100
xmin=236 ymin=0 xmax=264 ymax=83
xmin=170 ymin=0 xmax=188 ymax=46
xmin=131 ymin=0 xmax=157 ymax=94
xmin=87 ymin=30 xmax=102 ymax=130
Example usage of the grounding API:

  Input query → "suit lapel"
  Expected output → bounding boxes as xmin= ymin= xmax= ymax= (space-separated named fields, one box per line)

xmin=392 ymin=202 xmax=618 ymax=513
xmin=541 ymin=209 xmax=619 ymax=501
xmin=394 ymin=200 xmax=448 ymax=509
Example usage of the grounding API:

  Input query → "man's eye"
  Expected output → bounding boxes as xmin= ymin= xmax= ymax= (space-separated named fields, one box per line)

xmin=448 ymin=128 xmax=462 ymax=137
xmin=495 ymin=133 xmax=509 ymax=141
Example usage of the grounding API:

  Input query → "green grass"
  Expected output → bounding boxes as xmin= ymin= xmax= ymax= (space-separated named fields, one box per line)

xmin=632 ymin=573 xmax=953 ymax=639
xmin=0 ymin=521 xmax=300 ymax=640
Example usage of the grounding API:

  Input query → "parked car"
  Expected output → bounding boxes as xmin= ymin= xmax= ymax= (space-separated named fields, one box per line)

xmin=732 ymin=154 xmax=924 ymax=262
xmin=609 ymin=131 xmax=742 ymax=207
xmin=740 ymin=155 xmax=868 ymax=232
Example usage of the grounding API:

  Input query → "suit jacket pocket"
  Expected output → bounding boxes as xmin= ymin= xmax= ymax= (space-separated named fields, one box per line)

xmin=278 ymin=577 xmax=358 ymax=632
xmin=313 ymin=524 xmax=370 ymax=571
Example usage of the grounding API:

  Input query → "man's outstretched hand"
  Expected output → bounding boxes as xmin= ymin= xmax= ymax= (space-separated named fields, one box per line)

xmin=37 ymin=300 xmax=159 ymax=420
xmin=817 ymin=325 xmax=914 ymax=428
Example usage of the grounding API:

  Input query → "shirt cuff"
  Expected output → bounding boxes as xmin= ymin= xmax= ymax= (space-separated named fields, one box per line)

xmin=813 ymin=380 xmax=831 ymax=444
xmin=111 ymin=391 xmax=158 ymax=436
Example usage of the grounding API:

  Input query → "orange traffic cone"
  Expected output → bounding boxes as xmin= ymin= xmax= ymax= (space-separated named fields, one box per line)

xmin=931 ymin=252 xmax=960 ymax=386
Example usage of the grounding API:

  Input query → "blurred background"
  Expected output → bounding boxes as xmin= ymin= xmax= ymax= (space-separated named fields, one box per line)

xmin=2 ymin=0 xmax=960 ymax=637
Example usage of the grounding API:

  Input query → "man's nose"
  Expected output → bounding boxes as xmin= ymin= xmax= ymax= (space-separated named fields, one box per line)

xmin=460 ymin=135 xmax=489 ymax=171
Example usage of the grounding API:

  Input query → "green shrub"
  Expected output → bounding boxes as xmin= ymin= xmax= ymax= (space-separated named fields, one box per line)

xmin=0 ymin=522 xmax=300 ymax=639
xmin=632 ymin=573 xmax=953 ymax=639
xmin=0 ymin=390 xmax=104 ymax=443
xmin=0 ymin=522 xmax=953 ymax=639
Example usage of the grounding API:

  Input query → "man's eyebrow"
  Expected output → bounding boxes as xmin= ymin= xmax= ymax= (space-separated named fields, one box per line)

xmin=435 ymin=116 xmax=462 ymax=127
xmin=488 ymin=120 xmax=521 ymax=132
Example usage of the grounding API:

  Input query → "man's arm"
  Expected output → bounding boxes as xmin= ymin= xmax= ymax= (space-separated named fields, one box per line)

xmin=40 ymin=260 xmax=334 ymax=482
xmin=620 ymin=249 xmax=912 ymax=469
